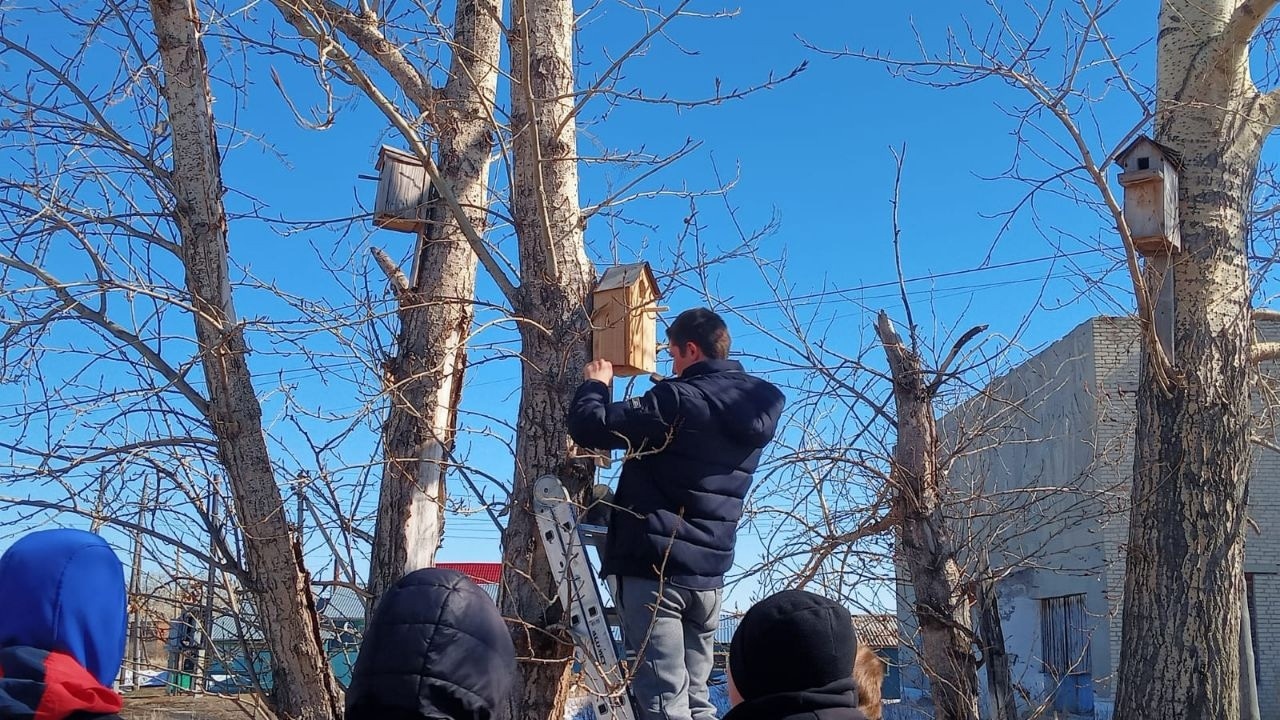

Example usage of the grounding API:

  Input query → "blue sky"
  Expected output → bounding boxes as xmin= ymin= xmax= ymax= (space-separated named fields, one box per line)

xmin=1 ymin=0 xmax=1206 ymax=612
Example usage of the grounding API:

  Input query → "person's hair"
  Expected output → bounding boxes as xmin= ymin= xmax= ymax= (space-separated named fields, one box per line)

xmin=853 ymin=646 xmax=886 ymax=720
xmin=666 ymin=308 xmax=730 ymax=359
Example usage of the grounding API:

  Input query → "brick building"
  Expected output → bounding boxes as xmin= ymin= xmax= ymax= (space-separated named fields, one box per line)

xmin=894 ymin=316 xmax=1280 ymax=719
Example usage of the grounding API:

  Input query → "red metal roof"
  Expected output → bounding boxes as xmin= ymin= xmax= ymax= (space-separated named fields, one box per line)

xmin=438 ymin=562 xmax=502 ymax=584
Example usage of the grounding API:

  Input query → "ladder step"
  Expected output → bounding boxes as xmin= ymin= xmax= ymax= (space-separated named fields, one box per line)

xmin=578 ymin=523 xmax=608 ymax=548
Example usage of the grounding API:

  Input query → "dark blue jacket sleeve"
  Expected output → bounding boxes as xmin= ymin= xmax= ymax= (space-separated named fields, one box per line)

xmin=567 ymin=380 xmax=678 ymax=451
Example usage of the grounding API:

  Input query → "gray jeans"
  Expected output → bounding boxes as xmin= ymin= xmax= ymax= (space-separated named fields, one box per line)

xmin=613 ymin=575 xmax=722 ymax=720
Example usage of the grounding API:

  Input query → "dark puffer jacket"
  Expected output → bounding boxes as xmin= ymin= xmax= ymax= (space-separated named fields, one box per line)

xmin=568 ymin=359 xmax=786 ymax=590
xmin=345 ymin=568 xmax=517 ymax=720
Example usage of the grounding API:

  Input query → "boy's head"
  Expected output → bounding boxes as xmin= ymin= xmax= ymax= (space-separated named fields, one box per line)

xmin=0 ymin=528 xmax=128 ymax=686
xmin=666 ymin=308 xmax=730 ymax=374
xmin=346 ymin=568 xmax=516 ymax=720
xmin=727 ymin=590 xmax=857 ymax=703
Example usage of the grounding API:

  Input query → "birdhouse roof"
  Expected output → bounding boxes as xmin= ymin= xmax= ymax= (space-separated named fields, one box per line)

xmin=596 ymin=262 xmax=660 ymax=295
xmin=1115 ymin=135 xmax=1183 ymax=171
xmin=376 ymin=145 xmax=423 ymax=170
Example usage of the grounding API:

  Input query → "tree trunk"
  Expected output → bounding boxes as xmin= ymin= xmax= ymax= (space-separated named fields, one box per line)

xmin=876 ymin=312 xmax=979 ymax=720
xmin=1241 ymin=583 xmax=1261 ymax=720
xmin=1115 ymin=1 xmax=1271 ymax=717
xmin=367 ymin=0 xmax=502 ymax=613
xmin=497 ymin=0 xmax=597 ymax=718
xmin=148 ymin=3 xmax=341 ymax=718
xmin=975 ymin=579 xmax=1017 ymax=720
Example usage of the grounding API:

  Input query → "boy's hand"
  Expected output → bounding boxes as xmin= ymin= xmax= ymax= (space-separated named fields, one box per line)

xmin=584 ymin=359 xmax=614 ymax=385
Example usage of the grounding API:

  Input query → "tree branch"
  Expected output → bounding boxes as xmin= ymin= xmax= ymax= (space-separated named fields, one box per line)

xmin=553 ymin=0 xmax=694 ymax=140
xmin=0 ymin=34 xmax=170 ymax=183
xmin=929 ymin=324 xmax=989 ymax=394
xmin=0 ymin=495 xmax=244 ymax=579
xmin=1251 ymin=341 xmax=1280 ymax=363
xmin=0 ymin=253 xmax=209 ymax=414
xmin=876 ymin=310 xmax=914 ymax=383
xmin=792 ymin=508 xmax=898 ymax=591
xmin=817 ymin=37 xmax=1177 ymax=389
xmin=370 ymin=245 xmax=411 ymax=294
xmin=1223 ymin=0 xmax=1280 ymax=53
xmin=267 ymin=0 xmax=521 ymax=304
xmin=281 ymin=0 xmax=437 ymax=115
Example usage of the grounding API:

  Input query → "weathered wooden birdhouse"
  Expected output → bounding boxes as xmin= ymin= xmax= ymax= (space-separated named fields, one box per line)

xmin=592 ymin=262 xmax=663 ymax=377
xmin=1116 ymin=135 xmax=1182 ymax=256
xmin=373 ymin=146 xmax=430 ymax=233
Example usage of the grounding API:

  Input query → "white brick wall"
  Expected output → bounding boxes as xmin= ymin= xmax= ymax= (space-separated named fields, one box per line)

xmin=920 ymin=316 xmax=1280 ymax=719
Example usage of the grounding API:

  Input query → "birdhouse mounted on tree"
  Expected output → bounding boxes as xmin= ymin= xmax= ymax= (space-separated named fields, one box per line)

xmin=592 ymin=262 xmax=663 ymax=377
xmin=1115 ymin=135 xmax=1182 ymax=256
xmin=373 ymin=146 xmax=431 ymax=233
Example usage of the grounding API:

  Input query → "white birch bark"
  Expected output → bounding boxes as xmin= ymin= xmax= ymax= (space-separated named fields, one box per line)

xmin=367 ymin=0 xmax=502 ymax=612
xmin=1117 ymin=1 xmax=1275 ymax=716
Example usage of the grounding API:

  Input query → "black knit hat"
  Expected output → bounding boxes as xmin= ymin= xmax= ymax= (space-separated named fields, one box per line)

xmin=728 ymin=590 xmax=857 ymax=701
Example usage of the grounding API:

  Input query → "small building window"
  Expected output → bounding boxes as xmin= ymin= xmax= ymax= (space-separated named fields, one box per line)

xmin=1041 ymin=594 xmax=1093 ymax=714
xmin=1041 ymin=594 xmax=1090 ymax=675
xmin=1137 ymin=157 xmax=1150 ymax=170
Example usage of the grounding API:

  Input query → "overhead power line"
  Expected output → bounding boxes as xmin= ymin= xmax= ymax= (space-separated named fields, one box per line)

xmin=730 ymin=248 xmax=1102 ymax=312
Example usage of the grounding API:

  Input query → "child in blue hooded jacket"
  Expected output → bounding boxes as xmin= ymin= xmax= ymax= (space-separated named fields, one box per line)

xmin=0 ymin=528 xmax=128 ymax=720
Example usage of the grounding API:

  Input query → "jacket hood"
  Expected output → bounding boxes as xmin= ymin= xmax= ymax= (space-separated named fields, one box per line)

xmin=346 ymin=568 xmax=517 ymax=720
xmin=683 ymin=359 xmax=785 ymax=448
xmin=0 ymin=529 xmax=127 ymax=687
xmin=722 ymin=678 xmax=868 ymax=720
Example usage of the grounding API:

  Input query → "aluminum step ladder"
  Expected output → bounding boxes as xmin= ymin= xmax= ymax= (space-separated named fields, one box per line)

xmin=533 ymin=474 xmax=635 ymax=720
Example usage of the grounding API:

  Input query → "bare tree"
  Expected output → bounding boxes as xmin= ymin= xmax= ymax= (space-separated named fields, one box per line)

xmin=876 ymin=311 xmax=982 ymax=720
xmin=1118 ymin=2 xmax=1276 ymax=715
xmin=2 ymin=0 xmax=803 ymax=714
xmin=257 ymin=1 xmax=804 ymax=716
xmin=799 ymin=1 xmax=1280 ymax=715
xmin=146 ymin=1 xmax=343 ymax=716
xmin=363 ymin=0 xmax=504 ymax=613
xmin=0 ymin=0 xmax=353 ymax=716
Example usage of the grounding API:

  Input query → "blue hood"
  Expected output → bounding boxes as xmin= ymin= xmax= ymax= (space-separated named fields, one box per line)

xmin=0 ymin=529 xmax=128 ymax=686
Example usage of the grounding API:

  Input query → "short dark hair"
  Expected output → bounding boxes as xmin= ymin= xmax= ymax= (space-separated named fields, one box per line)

xmin=666 ymin=308 xmax=730 ymax=360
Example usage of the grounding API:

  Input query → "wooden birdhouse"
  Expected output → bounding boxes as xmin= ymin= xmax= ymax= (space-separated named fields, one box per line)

xmin=591 ymin=263 xmax=663 ymax=377
xmin=1116 ymin=135 xmax=1182 ymax=255
xmin=373 ymin=146 xmax=430 ymax=233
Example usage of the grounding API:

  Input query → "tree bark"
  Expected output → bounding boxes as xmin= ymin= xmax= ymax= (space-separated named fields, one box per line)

xmin=497 ymin=0 xmax=597 ymax=718
xmin=975 ymin=579 xmax=1017 ymax=720
xmin=876 ymin=312 xmax=979 ymax=720
xmin=367 ymin=0 xmax=502 ymax=613
xmin=1116 ymin=2 xmax=1271 ymax=717
xmin=147 ymin=2 xmax=341 ymax=718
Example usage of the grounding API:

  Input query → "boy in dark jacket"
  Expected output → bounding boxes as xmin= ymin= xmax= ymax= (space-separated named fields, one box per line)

xmin=0 ymin=528 xmax=129 ymax=720
xmin=725 ymin=590 xmax=868 ymax=720
xmin=568 ymin=308 xmax=786 ymax=720
xmin=345 ymin=567 xmax=517 ymax=720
